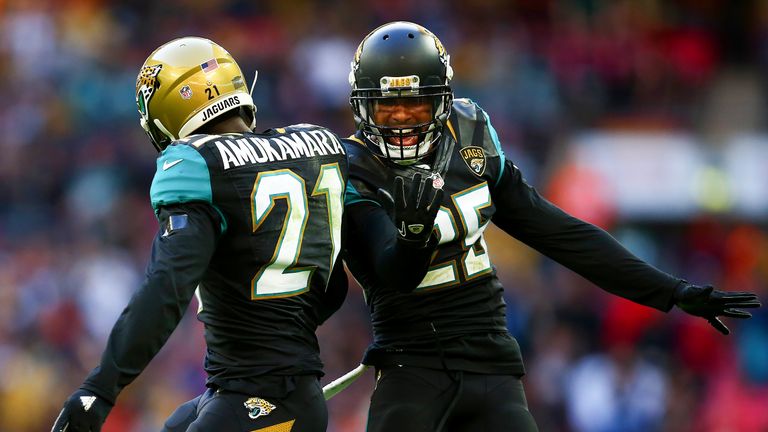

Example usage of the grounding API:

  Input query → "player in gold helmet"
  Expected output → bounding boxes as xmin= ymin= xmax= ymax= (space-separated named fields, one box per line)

xmin=52 ymin=37 xmax=348 ymax=432
xmin=135 ymin=36 xmax=256 ymax=151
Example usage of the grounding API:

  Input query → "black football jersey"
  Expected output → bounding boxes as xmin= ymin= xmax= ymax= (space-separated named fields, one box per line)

xmin=345 ymin=99 xmax=523 ymax=373
xmin=344 ymin=99 xmax=681 ymax=374
xmin=83 ymin=125 xmax=348 ymax=401
xmin=157 ymin=126 xmax=347 ymax=386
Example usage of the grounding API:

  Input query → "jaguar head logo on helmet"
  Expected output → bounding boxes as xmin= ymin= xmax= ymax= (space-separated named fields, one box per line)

xmin=349 ymin=21 xmax=454 ymax=163
xmin=135 ymin=36 xmax=257 ymax=151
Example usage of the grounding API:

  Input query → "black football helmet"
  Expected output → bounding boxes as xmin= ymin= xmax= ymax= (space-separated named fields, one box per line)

xmin=349 ymin=21 xmax=454 ymax=162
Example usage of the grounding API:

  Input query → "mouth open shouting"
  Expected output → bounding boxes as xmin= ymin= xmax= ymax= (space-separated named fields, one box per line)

xmin=385 ymin=126 xmax=428 ymax=147
xmin=373 ymin=97 xmax=433 ymax=147
xmin=360 ymin=93 xmax=448 ymax=161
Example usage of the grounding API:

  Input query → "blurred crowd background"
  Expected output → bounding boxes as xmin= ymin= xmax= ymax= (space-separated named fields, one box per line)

xmin=1 ymin=0 xmax=767 ymax=431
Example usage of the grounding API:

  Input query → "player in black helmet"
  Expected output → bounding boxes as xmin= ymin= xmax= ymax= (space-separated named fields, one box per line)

xmin=342 ymin=21 xmax=761 ymax=431
xmin=51 ymin=37 xmax=348 ymax=432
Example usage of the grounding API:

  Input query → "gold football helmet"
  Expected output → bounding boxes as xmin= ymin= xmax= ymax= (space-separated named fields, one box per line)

xmin=136 ymin=36 xmax=256 ymax=150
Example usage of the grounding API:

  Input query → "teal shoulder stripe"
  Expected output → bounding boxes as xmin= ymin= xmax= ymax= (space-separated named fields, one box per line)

xmin=151 ymin=144 xmax=212 ymax=210
xmin=344 ymin=180 xmax=379 ymax=207
xmin=151 ymin=144 xmax=229 ymax=233
xmin=484 ymin=112 xmax=506 ymax=185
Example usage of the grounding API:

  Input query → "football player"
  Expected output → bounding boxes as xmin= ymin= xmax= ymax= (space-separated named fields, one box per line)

xmin=51 ymin=37 xmax=348 ymax=432
xmin=342 ymin=21 xmax=761 ymax=431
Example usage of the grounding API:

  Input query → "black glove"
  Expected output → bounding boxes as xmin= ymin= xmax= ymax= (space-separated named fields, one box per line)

xmin=673 ymin=283 xmax=761 ymax=335
xmin=377 ymin=172 xmax=444 ymax=248
xmin=51 ymin=389 xmax=113 ymax=432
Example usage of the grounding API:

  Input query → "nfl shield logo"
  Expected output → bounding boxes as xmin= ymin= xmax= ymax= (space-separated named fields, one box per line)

xmin=179 ymin=85 xmax=193 ymax=100
xmin=429 ymin=172 xmax=444 ymax=189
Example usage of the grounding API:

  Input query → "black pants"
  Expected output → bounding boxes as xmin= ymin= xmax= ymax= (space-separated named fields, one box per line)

xmin=367 ymin=366 xmax=538 ymax=432
xmin=161 ymin=375 xmax=327 ymax=432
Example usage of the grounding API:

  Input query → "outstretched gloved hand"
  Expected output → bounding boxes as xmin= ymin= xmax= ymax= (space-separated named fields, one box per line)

xmin=674 ymin=283 xmax=761 ymax=335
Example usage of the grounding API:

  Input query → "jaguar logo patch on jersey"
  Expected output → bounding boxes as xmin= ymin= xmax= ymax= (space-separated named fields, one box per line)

xmin=460 ymin=146 xmax=486 ymax=176
xmin=245 ymin=397 xmax=276 ymax=420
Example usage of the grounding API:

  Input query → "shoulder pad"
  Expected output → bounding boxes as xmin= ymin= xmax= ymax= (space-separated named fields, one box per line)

xmin=265 ymin=123 xmax=328 ymax=135
xmin=285 ymin=123 xmax=324 ymax=130
xmin=448 ymin=98 xmax=507 ymax=183
xmin=344 ymin=137 xmax=387 ymax=179
xmin=451 ymin=98 xmax=480 ymax=120
xmin=344 ymin=136 xmax=374 ymax=167
xmin=176 ymin=134 xmax=222 ymax=149
xmin=150 ymin=143 xmax=212 ymax=213
xmin=447 ymin=98 xmax=483 ymax=146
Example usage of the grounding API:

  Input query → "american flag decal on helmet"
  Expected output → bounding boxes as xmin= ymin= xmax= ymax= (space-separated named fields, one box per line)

xmin=200 ymin=59 xmax=219 ymax=73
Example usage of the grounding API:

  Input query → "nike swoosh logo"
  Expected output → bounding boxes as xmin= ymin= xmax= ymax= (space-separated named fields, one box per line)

xmin=163 ymin=159 xmax=183 ymax=170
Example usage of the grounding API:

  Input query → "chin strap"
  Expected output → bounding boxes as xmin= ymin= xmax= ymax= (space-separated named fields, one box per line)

xmin=153 ymin=118 xmax=175 ymax=141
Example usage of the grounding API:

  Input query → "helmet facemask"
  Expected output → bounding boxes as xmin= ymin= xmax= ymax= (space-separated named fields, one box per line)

xmin=136 ymin=64 xmax=174 ymax=151
xmin=351 ymin=81 xmax=452 ymax=162
xmin=349 ymin=21 xmax=454 ymax=164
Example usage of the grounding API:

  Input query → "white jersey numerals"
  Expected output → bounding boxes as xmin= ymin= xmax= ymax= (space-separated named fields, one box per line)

xmin=250 ymin=163 xmax=344 ymax=299
xmin=417 ymin=182 xmax=493 ymax=290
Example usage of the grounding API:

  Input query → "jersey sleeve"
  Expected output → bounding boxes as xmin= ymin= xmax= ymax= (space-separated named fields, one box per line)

xmin=345 ymin=178 xmax=379 ymax=206
xmin=316 ymin=255 xmax=349 ymax=324
xmin=81 ymin=202 xmax=220 ymax=403
xmin=491 ymin=159 xmax=681 ymax=311
xmin=450 ymin=98 xmax=506 ymax=186
xmin=151 ymin=143 xmax=227 ymax=233
xmin=481 ymin=108 xmax=506 ymax=186
xmin=343 ymin=199 xmax=436 ymax=293
xmin=151 ymin=144 xmax=213 ymax=211
xmin=341 ymin=137 xmax=381 ymax=207
xmin=341 ymin=138 xmax=437 ymax=292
